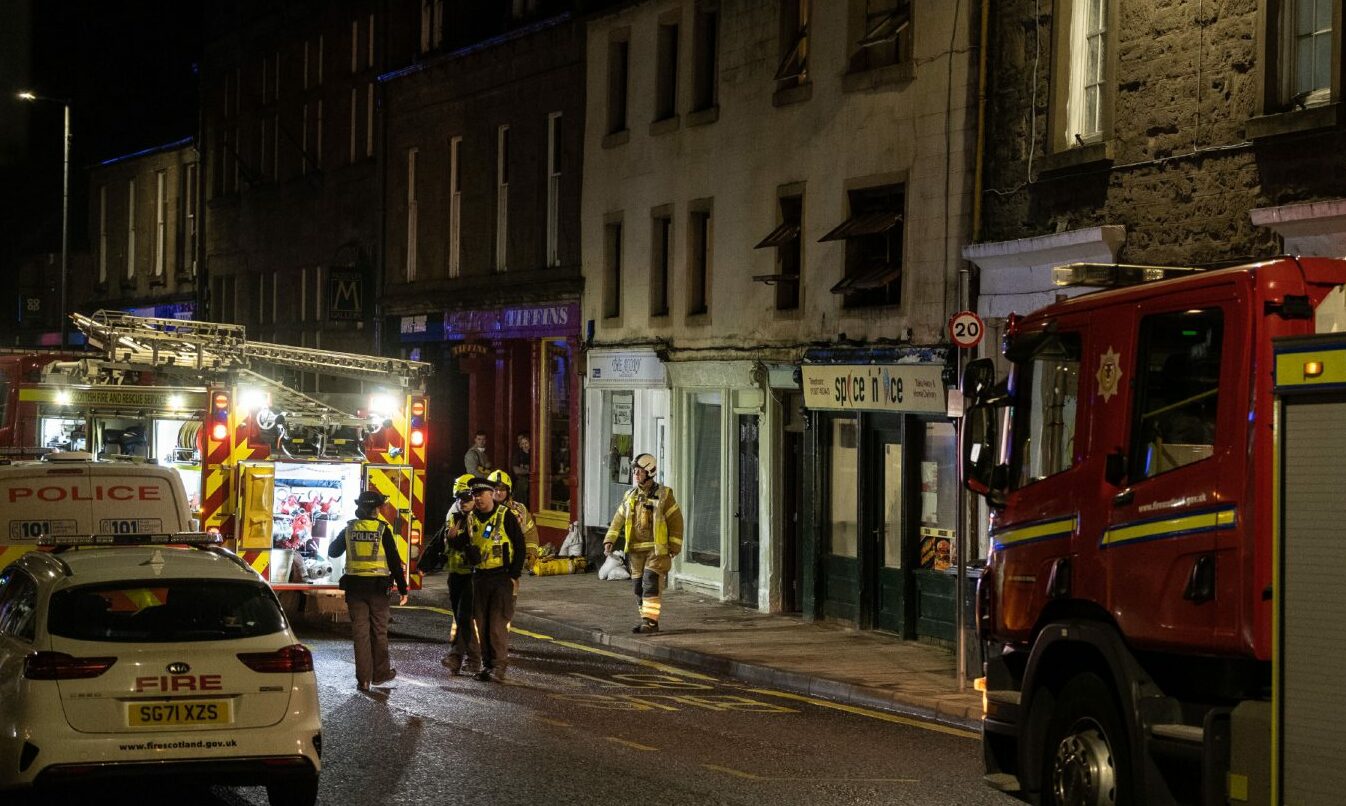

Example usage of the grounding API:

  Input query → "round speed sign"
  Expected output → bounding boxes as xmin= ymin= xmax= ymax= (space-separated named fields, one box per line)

xmin=949 ymin=311 xmax=985 ymax=349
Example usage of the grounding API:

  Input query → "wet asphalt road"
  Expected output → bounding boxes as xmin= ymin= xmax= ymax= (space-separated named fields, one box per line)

xmin=22 ymin=606 xmax=1018 ymax=806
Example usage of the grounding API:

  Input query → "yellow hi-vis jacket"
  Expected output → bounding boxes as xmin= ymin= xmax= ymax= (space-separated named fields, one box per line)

xmin=444 ymin=502 xmax=473 ymax=576
xmin=469 ymin=504 xmax=514 ymax=571
xmin=507 ymin=498 xmax=540 ymax=558
xmin=605 ymin=483 xmax=684 ymax=557
xmin=345 ymin=517 xmax=392 ymax=577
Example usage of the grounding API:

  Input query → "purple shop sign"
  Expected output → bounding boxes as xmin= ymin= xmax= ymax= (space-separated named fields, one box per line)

xmin=400 ymin=302 xmax=578 ymax=342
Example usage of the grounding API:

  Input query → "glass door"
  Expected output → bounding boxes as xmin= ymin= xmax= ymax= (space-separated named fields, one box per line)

xmin=870 ymin=426 xmax=906 ymax=634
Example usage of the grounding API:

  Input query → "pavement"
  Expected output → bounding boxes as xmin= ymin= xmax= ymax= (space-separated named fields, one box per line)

xmin=388 ymin=568 xmax=985 ymax=732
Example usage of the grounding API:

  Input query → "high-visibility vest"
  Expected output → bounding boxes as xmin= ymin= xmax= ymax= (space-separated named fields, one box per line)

xmin=621 ymin=485 xmax=676 ymax=555
xmin=345 ymin=517 xmax=392 ymax=577
xmin=469 ymin=505 xmax=513 ymax=571
xmin=507 ymin=499 xmax=539 ymax=555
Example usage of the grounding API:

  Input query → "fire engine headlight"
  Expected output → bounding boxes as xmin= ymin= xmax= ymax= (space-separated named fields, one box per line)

xmin=239 ymin=388 xmax=270 ymax=413
xmin=369 ymin=393 xmax=398 ymax=418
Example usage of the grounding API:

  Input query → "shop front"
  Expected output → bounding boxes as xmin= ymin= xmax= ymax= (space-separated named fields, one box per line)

xmin=398 ymin=301 xmax=580 ymax=546
xmin=581 ymin=349 xmax=669 ymax=554
xmin=800 ymin=351 xmax=969 ymax=642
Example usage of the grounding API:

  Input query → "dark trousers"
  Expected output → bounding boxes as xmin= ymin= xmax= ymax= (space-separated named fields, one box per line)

xmin=345 ymin=588 xmax=392 ymax=684
xmin=473 ymin=572 xmax=515 ymax=671
xmin=447 ymin=571 xmax=480 ymax=667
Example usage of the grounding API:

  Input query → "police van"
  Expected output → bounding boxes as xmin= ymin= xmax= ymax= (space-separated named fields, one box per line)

xmin=0 ymin=452 xmax=194 ymax=567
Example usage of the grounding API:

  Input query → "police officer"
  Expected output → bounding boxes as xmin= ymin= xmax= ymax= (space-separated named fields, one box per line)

xmin=604 ymin=453 xmax=683 ymax=634
xmin=488 ymin=469 xmax=539 ymax=573
xmin=448 ymin=476 xmax=525 ymax=681
xmin=441 ymin=474 xmax=482 ymax=675
xmin=330 ymin=490 xmax=408 ymax=691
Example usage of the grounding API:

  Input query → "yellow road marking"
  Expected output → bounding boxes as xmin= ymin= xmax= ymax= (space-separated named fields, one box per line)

xmin=395 ymin=604 xmax=454 ymax=615
xmin=605 ymin=736 xmax=658 ymax=751
xmin=701 ymin=764 xmax=917 ymax=783
xmin=508 ymin=626 xmax=718 ymax=681
xmin=744 ymin=688 xmax=979 ymax=740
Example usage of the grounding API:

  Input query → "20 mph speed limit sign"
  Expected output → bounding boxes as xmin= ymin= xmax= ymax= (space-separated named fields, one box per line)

xmin=949 ymin=311 xmax=985 ymax=349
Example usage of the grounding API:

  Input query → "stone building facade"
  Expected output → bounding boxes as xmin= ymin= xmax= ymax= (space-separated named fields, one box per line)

xmin=581 ymin=0 xmax=979 ymax=641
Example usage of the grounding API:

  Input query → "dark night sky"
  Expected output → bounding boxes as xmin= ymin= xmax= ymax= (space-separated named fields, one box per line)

xmin=1 ymin=0 xmax=203 ymax=267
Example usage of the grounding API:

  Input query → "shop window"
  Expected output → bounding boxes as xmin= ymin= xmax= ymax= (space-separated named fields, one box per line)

xmin=820 ymin=183 xmax=903 ymax=308
xmin=828 ymin=418 xmax=858 ymax=558
xmin=605 ymin=390 xmax=635 ymax=517
xmin=1129 ymin=309 xmax=1223 ymax=480
xmin=688 ymin=392 xmax=722 ymax=566
xmin=544 ymin=340 xmax=573 ymax=513
xmin=1009 ymin=333 xmax=1082 ymax=490
xmin=917 ymin=422 xmax=959 ymax=568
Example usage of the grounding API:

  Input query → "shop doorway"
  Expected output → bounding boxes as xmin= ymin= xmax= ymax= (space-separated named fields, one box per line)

xmin=782 ymin=424 xmax=803 ymax=614
xmin=736 ymin=414 xmax=760 ymax=605
xmin=867 ymin=424 xmax=907 ymax=634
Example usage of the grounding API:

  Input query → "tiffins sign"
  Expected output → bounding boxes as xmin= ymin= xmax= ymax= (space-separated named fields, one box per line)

xmin=801 ymin=364 xmax=946 ymax=414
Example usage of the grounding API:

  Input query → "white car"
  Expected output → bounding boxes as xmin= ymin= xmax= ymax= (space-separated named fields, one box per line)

xmin=0 ymin=536 xmax=321 ymax=804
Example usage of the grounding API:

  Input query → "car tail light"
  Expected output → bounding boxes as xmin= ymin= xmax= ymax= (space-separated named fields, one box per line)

xmin=237 ymin=644 xmax=314 ymax=673
xmin=24 ymin=651 xmax=117 ymax=680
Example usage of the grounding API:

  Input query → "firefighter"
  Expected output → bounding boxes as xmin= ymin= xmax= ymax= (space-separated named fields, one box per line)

xmin=603 ymin=453 xmax=683 ymax=634
xmin=441 ymin=474 xmax=482 ymax=675
xmin=488 ymin=469 xmax=539 ymax=574
xmin=448 ymin=476 xmax=526 ymax=682
xmin=330 ymin=490 xmax=408 ymax=692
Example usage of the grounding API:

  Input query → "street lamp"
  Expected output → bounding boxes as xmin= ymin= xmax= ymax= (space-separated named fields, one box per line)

xmin=17 ymin=91 xmax=71 ymax=350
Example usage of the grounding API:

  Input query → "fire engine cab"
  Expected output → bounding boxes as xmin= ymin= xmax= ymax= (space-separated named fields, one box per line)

xmin=0 ymin=311 xmax=431 ymax=591
xmin=961 ymin=256 xmax=1346 ymax=806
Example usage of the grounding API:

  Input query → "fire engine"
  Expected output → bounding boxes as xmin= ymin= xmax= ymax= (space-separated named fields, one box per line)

xmin=0 ymin=310 xmax=431 ymax=590
xmin=961 ymin=256 xmax=1346 ymax=805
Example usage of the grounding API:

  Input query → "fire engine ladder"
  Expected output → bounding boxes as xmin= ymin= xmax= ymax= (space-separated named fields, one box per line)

xmin=73 ymin=310 xmax=431 ymax=388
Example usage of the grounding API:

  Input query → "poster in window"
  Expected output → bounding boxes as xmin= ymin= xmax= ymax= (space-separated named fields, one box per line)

xmin=610 ymin=395 xmax=634 ymax=484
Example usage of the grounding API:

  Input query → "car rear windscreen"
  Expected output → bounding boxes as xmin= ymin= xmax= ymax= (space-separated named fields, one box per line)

xmin=48 ymin=579 xmax=288 ymax=642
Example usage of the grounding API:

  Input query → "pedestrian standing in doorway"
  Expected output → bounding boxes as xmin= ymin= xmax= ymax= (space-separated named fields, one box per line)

xmin=464 ymin=430 xmax=492 ymax=476
xmin=511 ymin=433 xmax=532 ymax=509
xmin=329 ymin=490 xmax=408 ymax=691
xmin=452 ymin=476 xmax=525 ymax=682
xmin=603 ymin=453 xmax=683 ymax=634
xmin=441 ymin=474 xmax=482 ymax=675
xmin=489 ymin=469 xmax=540 ymax=574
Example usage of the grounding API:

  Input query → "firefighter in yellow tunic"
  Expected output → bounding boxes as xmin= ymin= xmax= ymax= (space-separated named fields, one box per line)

xmin=330 ymin=490 xmax=408 ymax=691
xmin=488 ymin=469 xmax=539 ymax=573
xmin=603 ymin=453 xmax=683 ymax=634
xmin=441 ymin=474 xmax=482 ymax=675
xmin=446 ymin=477 xmax=526 ymax=682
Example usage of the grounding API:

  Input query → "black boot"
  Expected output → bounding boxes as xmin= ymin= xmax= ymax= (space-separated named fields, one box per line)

xmin=632 ymin=618 xmax=659 ymax=634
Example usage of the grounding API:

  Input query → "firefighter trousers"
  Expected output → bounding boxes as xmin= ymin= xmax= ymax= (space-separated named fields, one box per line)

xmin=446 ymin=572 xmax=480 ymax=669
xmin=473 ymin=572 xmax=515 ymax=672
xmin=345 ymin=588 xmax=392 ymax=685
xmin=628 ymin=551 xmax=671 ymax=624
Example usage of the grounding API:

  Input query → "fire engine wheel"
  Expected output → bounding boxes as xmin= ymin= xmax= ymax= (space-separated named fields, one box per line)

xmin=1041 ymin=673 xmax=1130 ymax=806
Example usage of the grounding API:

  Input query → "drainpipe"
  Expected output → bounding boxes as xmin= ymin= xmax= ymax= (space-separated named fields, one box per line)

xmin=956 ymin=0 xmax=992 ymax=691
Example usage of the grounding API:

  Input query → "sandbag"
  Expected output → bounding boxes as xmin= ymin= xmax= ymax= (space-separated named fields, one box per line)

xmin=598 ymin=550 xmax=630 ymax=580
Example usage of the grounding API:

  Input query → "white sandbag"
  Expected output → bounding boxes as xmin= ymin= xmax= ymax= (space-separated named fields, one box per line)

xmin=598 ymin=550 xmax=630 ymax=580
xmin=558 ymin=522 xmax=584 ymax=557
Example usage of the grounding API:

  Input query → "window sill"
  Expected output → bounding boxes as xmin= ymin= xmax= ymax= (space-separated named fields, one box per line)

xmin=1246 ymin=103 xmax=1343 ymax=140
xmin=649 ymin=116 xmax=680 ymax=137
xmin=687 ymin=106 xmax=719 ymax=127
xmin=684 ymin=309 xmax=710 ymax=325
xmin=602 ymin=129 xmax=630 ymax=149
xmin=772 ymin=82 xmax=813 ymax=108
xmin=1038 ymin=140 xmax=1114 ymax=175
xmin=842 ymin=61 xmax=915 ymax=93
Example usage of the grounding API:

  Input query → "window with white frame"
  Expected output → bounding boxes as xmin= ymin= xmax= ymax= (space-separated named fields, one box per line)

xmin=496 ymin=124 xmax=510 ymax=272
xmin=406 ymin=147 xmax=419 ymax=281
xmin=98 ymin=185 xmax=108 ymax=283
xmin=1066 ymin=0 xmax=1108 ymax=145
xmin=547 ymin=112 xmax=561 ymax=267
xmin=449 ymin=135 xmax=462 ymax=277
xmin=126 ymin=179 xmax=137 ymax=280
xmin=1281 ymin=0 xmax=1336 ymax=108
xmin=154 ymin=170 xmax=166 ymax=277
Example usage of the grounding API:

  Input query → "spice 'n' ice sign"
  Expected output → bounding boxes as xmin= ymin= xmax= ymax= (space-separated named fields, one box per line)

xmin=801 ymin=364 xmax=946 ymax=414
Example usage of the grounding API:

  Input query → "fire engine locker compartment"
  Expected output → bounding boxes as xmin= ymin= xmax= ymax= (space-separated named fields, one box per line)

xmin=1272 ymin=336 xmax=1346 ymax=805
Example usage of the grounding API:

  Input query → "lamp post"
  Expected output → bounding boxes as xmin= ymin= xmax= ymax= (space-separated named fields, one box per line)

xmin=18 ymin=91 xmax=71 ymax=350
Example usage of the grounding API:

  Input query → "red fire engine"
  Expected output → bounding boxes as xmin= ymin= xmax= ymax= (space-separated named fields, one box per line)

xmin=961 ymin=256 xmax=1346 ymax=805
xmin=0 ymin=311 xmax=431 ymax=590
